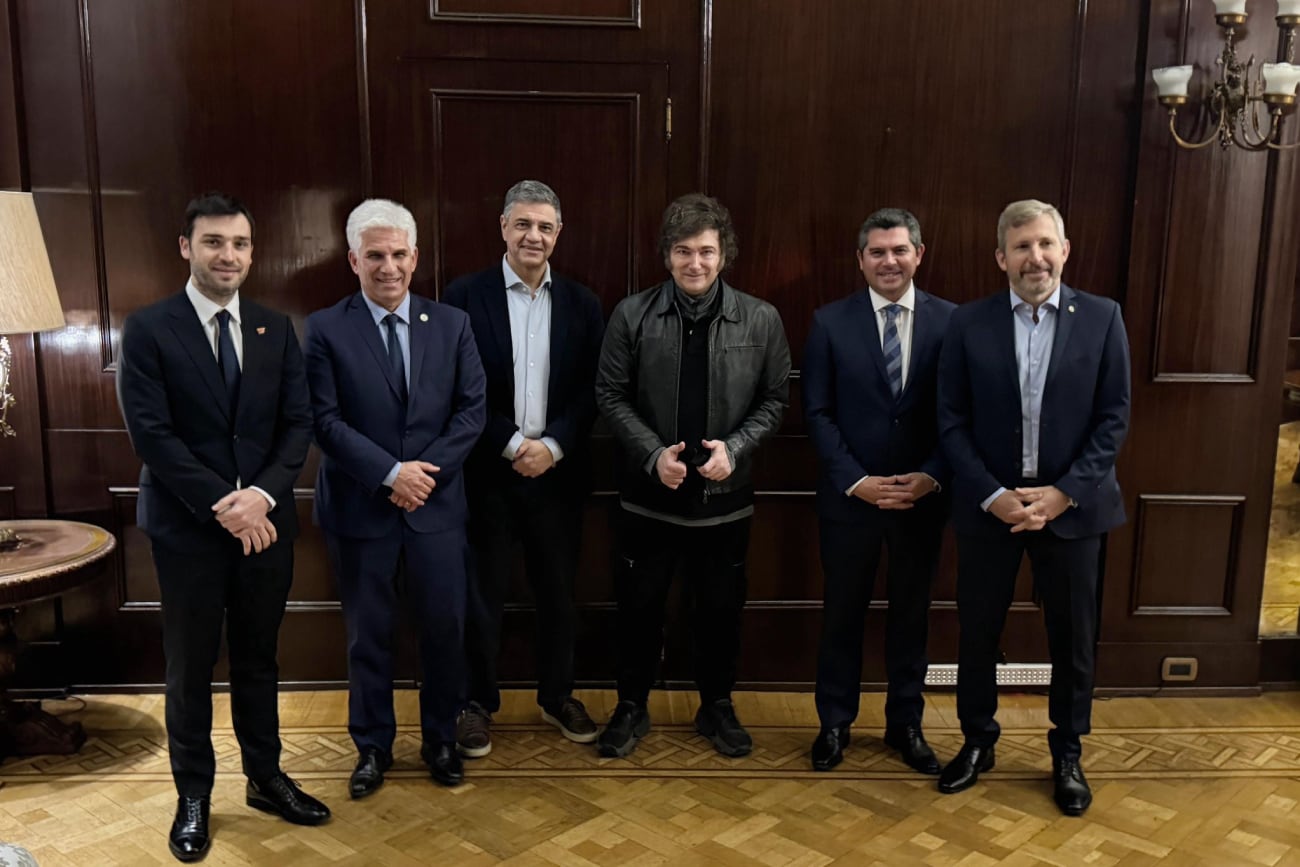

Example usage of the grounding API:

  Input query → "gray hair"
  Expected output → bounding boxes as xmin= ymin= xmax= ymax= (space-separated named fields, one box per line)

xmin=502 ymin=180 xmax=562 ymax=222
xmin=997 ymin=199 xmax=1066 ymax=251
xmin=857 ymin=208 xmax=922 ymax=252
xmin=346 ymin=198 xmax=417 ymax=253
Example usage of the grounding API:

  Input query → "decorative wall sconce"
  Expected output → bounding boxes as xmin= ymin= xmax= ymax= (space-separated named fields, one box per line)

xmin=1152 ymin=0 xmax=1300 ymax=150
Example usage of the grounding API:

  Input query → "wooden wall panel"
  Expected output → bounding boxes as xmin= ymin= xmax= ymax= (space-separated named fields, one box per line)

xmin=430 ymin=0 xmax=640 ymax=27
xmin=1130 ymin=495 xmax=1243 ymax=614
xmin=1097 ymin=0 xmax=1300 ymax=687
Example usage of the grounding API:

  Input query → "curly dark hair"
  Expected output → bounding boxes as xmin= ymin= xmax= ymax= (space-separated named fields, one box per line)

xmin=658 ymin=194 xmax=738 ymax=269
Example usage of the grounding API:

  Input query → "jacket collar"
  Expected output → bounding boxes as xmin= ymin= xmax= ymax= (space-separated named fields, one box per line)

xmin=651 ymin=278 xmax=741 ymax=322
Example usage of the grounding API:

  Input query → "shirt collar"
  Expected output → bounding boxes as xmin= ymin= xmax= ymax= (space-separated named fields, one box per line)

xmin=868 ymin=282 xmax=916 ymax=314
xmin=502 ymin=255 xmax=551 ymax=294
xmin=1009 ymin=285 xmax=1062 ymax=314
xmin=361 ymin=289 xmax=411 ymax=325
xmin=185 ymin=278 xmax=240 ymax=325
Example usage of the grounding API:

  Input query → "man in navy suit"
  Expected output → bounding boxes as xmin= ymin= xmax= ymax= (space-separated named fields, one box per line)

xmin=304 ymin=199 xmax=486 ymax=798
xmin=804 ymin=208 xmax=954 ymax=775
xmin=936 ymin=199 xmax=1131 ymax=816
xmin=443 ymin=180 xmax=605 ymax=758
xmin=117 ymin=192 xmax=330 ymax=863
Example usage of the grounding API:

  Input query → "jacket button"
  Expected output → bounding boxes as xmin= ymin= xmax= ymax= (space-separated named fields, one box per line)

xmin=233 ymin=435 xmax=240 ymax=443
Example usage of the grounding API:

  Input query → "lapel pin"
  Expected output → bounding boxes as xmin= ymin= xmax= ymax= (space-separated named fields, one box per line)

xmin=420 ymin=313 xmax=429 ymax=322
xmin=1067 ymin=305 xmax=1075 ymax=314
xmin=256 ymin=326 xmax=266 ymax=334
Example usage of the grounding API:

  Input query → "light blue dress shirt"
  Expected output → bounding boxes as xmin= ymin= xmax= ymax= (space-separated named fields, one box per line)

xmin=360 ymin=291 xmax=411 ymax=489
xmin=981 ymin=286 xmax=1060 ymax=511
xmin=501 ymin=257 xmax=562 ymax=464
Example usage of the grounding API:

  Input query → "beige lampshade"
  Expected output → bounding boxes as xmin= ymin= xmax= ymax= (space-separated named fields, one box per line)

xmin=0 ymin=191 xmax=65 ymax=334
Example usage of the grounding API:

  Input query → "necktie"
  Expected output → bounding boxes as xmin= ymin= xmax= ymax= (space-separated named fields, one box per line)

xmin=383 ymin=313 xmax=408 ymax=403
xmin=882 ymin=304 xmax=903 ymax=398
xmin=214 ymin=309 xmax=241 ymax=411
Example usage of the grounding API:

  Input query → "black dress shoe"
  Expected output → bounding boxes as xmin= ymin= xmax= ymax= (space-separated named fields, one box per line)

xmin=937 ymin=743 xmax=996 ymax=794
xmin=811 ymin=725 xmax=850 ymax=771
xmin=246 ymin=773 xmax=331 ymax=825
xmin=421 ymin=742 xmax=464 ymax=787
xmin=1052 ymin=758 xmax=1093 ymax=816
xmin=168 ymin=796 xmax=210 ymax=863
xmin=883 ymin=725 xmax=941 ymax=775
xmin=349 ymin=746 xmax=393 ymax=799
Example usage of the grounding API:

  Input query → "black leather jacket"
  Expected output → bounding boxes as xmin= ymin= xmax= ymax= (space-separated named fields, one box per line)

xmin=596 ymin=279 xmax=791 ymax=498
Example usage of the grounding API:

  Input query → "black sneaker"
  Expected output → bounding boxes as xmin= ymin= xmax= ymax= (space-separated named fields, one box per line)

xmin=456 ymin=702 xmax=492 ymax=758
xmin=542 ymin=696 xmax=599 ymax=744
xmin=596 ymin=700 xmax=650 ymax=758
xmin=695 ymin=698 xmax=752 ymax=757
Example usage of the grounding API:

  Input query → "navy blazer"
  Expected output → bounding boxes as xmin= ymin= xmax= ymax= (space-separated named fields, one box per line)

xmin=937 ymin=285 xmax=1131 ymax=539
xmin=304 ymin=291 xmax=487 ymax=539
xmin=804 ymin=287 xmax=955 ymax=524
xmin=116 ymin=291 xmax=312 ymax=552
xmin=442 ymin=265 xmax=604 ymax=497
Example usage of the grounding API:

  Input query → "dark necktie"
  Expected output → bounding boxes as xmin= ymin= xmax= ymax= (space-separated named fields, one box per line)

xmin=215 ymin=309 xmax=241 ymax=411
xmin=383 ymin=313 xmax=408 ymax=403
xmin=882 ymin=304 xmax=903 ymax=398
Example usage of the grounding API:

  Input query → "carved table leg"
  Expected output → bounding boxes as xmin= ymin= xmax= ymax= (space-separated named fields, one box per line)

xmin=0 ymin=607 xmax=86 ymax=759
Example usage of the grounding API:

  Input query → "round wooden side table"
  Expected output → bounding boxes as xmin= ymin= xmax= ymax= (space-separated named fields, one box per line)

xmin=0 ymin=519 xmax=116 ymax=758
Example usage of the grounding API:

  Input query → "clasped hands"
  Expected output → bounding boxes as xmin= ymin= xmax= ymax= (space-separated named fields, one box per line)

xmin=989 ymin=485 xmax=1070 ymax=533
xmin=512 ymin=438 xmax=556 ymax=478
xmin=851 ymin=473 xmax=937 ymax=510
xmin=656 ymin=439 xmax=731 ymax=490
xmin=389 ymin=460 xmax=441 ymax=513
xmin=212 ymin=489 xmax=276 ymax=556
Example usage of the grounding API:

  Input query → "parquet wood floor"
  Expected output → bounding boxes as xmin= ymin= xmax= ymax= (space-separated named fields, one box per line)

xmin=3 ymin=690 xmax=1300 ymax=865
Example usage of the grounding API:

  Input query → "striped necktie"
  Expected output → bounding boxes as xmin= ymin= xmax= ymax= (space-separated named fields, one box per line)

xmin=882 ymin=304 xmax=903 ymax=398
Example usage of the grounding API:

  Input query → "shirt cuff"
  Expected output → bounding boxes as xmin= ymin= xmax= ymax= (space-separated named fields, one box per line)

xmin=248 ymin=486 xmax=277 ymax=511
xmin=382 ymin=462 xmax=401 ymax=489
xmin=846 ymin=475 xmax=869 ymax=497
xmin=540 ymin=436 xmax=564 ymax=464
xmin=919 ymin=472 xmax=941 ymax=494
xmin=980 ymin=486 xmax=1007 ymax=512
xmin=502 ymin=431 xmax=525 ymax=461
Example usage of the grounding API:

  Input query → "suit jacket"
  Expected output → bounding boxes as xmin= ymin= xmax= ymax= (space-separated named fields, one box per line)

xmin=116 ymin=291 xmax=312 ymax=552
xmin=937 ymin=284 xmax=1131 ymax=539
xmin=442 ymin=265 xmax=604 ymax=499
xmin=804 ymin=287 xmax=955 ymax=524
xmin=304 ymin=291 xmax=487 ymax=539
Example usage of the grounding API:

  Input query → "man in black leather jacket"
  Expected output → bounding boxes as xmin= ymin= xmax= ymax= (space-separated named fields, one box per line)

xmin=594 ymin=194 xmax=791 ymax=759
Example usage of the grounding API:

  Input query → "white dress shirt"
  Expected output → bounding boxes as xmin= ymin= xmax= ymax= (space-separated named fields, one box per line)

xmin=183 ymin=279 xmax=273 ymax=509
xmin=501 ymin=256 xmax=562 ymax=463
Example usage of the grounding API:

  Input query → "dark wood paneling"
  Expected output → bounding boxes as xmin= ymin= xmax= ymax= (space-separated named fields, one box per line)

xmin=430 ymin=0 xmax=640 ymax=27
xmin=0 ymin=0 xmax=25 ymax=188
xmin=1106 ymin=0 xmax=1300 ymax=678
xmin=419 ymin=67 xmax=665 ymax=304
xmin=1131 ymin=494 xmax=1243 ymax=614
xmin=9 ymin=0 xmax=1299 ymax=692
xmin=706 ymin=0 xmax=1137 ymax=365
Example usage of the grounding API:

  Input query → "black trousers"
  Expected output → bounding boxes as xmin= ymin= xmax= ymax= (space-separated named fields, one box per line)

xmin=327 ymin=523 xmax=467 ymax=750
xmin=153 ymin=539 xmax=293 ymax=797
xmin=464 ymin=479 xmax=582 ymax=712
xmin=955 ymin=529 xmax=1102 ymax=761
xmin=814 ymin=511 xmax=942 ymax=731
xmin=614 ymin=509 xmax=751 ymax=705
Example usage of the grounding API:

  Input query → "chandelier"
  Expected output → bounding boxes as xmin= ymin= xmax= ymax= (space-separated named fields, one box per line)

xmin=1151 ymin=0 xmax=1300 ymax=150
